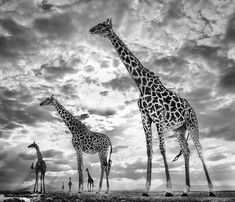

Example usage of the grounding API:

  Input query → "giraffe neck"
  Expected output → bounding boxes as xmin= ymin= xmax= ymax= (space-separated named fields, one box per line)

xmin=35 ymin=145 xmax=43 ymax=160
xmin=108 ymin=31 xmax=156 ymax=94
xmin=52 ymin=99 xmax=81 ymax=134
xmin=87 ymin=170 xmax=92 ymax=179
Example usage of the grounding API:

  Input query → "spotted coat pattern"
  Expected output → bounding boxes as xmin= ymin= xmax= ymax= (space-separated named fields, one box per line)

xmin=28 ymin=142 xmax=46 ymax=193
xmin=40 ymin=96 xmax=112 ymax=193
xmin=90 ymin=19 xmax=215 ymax=197
xmin=85 ymin=168 xmax=94 ymax=192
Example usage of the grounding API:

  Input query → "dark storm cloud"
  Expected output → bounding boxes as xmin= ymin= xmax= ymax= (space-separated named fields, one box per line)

xmin=178 ymin=40 xmax=235 ymax=93
xmin=218 ymin=67 xmax=235 ymax=92
xmin=88 ymin=108 xmax=116 ymax=117
xmin=19 ymin=153 xmax=35 ymax=161
xmin=60 ymin=83 xmax=77 ymax=95
xmin=34 ymin=13 xmax=76 ymax=39
xmin=224 ymin=12 xmax=235 ymax=44
xmin=149 ymin=55 xmax=189 ymax=82
xmin=99 ymin=90 xmax=109 ymax=96
xmin=83 ymin=76 xmax=98 ymax=84
xmin=103 ymin=76 xmax=136 ymax=91
xmin=208 ymin=153 xmax=226 ymax=162
xmin=0 ymin=151 xmax=8 ymax=161
xmin=0 ymin=153 xmax=35 ymax=190
xmin=35 ymin=57 xmax=79 ymax=81
xmin=75 ymin=113 xmax=89 ymax=121
xmin=178 ymin=40 xmax=219 ymax=62
xmin=42 ymin=149 xmax=64 ymax=159
xmin=0 ymin=86 xmax=57 ymax=130
xmin=0 ymin=18 xmax=34 ymax=60
xmin=159 ymin=0 xmax=184 ymax=26
xmin=112 ymin=144 xmax=129 ymax=153
xmin=199 ymin=105 xmax=235 ymax=141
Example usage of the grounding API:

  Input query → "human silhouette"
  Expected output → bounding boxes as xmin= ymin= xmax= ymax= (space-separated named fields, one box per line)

xmin=68 ymin=177 xmax=72 ymax=192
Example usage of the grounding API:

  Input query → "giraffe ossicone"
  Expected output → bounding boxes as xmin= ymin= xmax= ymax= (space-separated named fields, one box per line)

xmin=90 ymin=18 xmax=215 ymax=197
xmin=40 ymin=95 xmax=112 ymax=194
xmin=28 ymin=141 xmax=46 ymax=193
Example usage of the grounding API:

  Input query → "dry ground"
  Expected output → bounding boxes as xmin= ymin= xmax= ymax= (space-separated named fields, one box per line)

xmin=1 ymin=191 xmax=235 ymax=202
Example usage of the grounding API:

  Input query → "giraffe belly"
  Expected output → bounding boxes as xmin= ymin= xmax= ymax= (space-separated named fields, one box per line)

xmin=83 ymin=148 xmax=97 ymax=154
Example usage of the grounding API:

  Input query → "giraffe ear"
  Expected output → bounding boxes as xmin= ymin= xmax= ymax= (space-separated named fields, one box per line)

xmin=106 ymin=18 xmax=112 ymax=27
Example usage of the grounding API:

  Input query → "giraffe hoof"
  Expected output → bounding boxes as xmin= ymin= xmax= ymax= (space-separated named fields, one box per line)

xmin=105 ymin=191 xmax=109 ymax=194
xmin=181 ymin=192 xmax=188 ymax=197
xmin=209 ymin=192 xmax=216 ymax=197
xmin=142 ymin=192 xmax=149 ymax=197
xmin=165 ymin=192 xmax=174 ymax=197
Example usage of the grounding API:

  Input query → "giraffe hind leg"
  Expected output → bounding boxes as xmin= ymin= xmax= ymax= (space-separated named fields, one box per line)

xmin=174 ymin=125 xmax=190 ymax=196
xmin=188 ymin=126 xmax=215 ymax=196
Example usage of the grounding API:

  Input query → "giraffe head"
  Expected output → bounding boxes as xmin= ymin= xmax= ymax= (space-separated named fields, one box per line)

xmin=85 ymin=168 xmax=89 ymax=172
xmin=28 ymin=141 xmax=37 ymax=148
xmin=89 ymin=18 xmax=113 ymax=38
xmin=40 ymin=94 xmax=55 ymax=106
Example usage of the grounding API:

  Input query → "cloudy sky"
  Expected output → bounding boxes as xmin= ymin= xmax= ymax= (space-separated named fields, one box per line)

xmin=0 ymin=0 xmax=235 ymax=192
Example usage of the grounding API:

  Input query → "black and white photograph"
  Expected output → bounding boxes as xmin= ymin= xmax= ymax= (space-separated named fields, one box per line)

xmin=0 ymin=0 xmax=235 ymax=201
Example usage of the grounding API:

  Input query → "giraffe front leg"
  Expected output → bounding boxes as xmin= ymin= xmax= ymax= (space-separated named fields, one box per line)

xmin=174 ymin=125 xmax=190 ymax=196
xmin=76 ymin=148 xmax=84 ymax=193
xmin=42 ymin=173 xmax=46 ymax=193
xmin=40 ymin=173 xmax=43 ymax=193
xmin=141 ymin=113 xmax=152 ymax=197
xmin=97 ymin=151 xmax=107 ymax=194
xmin=33 ymin=172 xmax=38 ymax=193
xmin=157 ymin=124 xmax=173 ymax=197
xmin=35 ymin=172 xmax=39 ymax=193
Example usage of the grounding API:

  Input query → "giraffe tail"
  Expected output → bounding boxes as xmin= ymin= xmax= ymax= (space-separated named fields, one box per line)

xmin=31 ymin=162 xmax=34 ymax=169
xmin=172 ymin=132 xmax=190 ymax=162
xmin=107 ymin=143 xmax=112 ymax=176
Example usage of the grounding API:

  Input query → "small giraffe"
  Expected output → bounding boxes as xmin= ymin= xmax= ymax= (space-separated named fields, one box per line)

xmin=90 ymin=19 xmax=215 ymax=197
xmin=85 ymin=168 xmax=94 ymax=192
xmin=62 ymin=182 xmax=64 ymax=191
xmin=40 ymin=95 xmax=112 ymax=193
xmin=28 ymin=142 xmax=46 ymax=193
xmin=68 ymin=177 xmax=72 ymax=192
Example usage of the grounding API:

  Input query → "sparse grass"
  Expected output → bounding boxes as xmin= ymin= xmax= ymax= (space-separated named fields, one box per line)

xmin=1 ymin=191 xmax=235 ymax=202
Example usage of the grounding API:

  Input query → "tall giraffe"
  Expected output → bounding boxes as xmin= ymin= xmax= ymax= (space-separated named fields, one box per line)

xmin=85 ymin=168 xmax=95 ymax=192
xmin=90 ymin=19 xmax=215 ymax=197
xmin=28 ymin=142 xmax=46 ymax=193
xmin=40 ymin=95 xmax=112 ymax=193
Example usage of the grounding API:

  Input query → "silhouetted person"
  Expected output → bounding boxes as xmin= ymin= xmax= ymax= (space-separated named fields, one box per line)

xmin=62 ymin=182 xmax=64 ymax=191
xmin=68 ymin=177 xmax=72 ymax=192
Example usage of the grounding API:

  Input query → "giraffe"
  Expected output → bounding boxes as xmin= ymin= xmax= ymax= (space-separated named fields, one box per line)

xmin=28 ymin=142 xmax=46 ymax=193
xmin=40 ymin=95 xmax=112 ymax=194
xmin=89 ymin=19 xmax=215 ymax=197
xmin=68 ymin=177 xmax=72 ymax=192
xmin=62 ymin=182 xmax=64 ymax=191
xmin=85 ymin=168 xmax=95 ymax=192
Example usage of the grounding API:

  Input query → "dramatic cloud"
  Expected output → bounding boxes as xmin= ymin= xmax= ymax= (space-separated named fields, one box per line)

xmin=0 ymin=0 xmax=235 ymax=192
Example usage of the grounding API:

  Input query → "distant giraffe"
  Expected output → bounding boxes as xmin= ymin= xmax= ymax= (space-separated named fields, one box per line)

xmin=62 ymin=182 xmax=64 ymax=191
xmin=28 ymin=142 xmax=46 ymax=193
xmin=90 ymin=19 xmax=215 ymax=197
xmin=40 ymin=95 xmax=112 ymax=193
xmin=85 ymin=168 xmax=94 ymax=192
xmin=68 ymin=177 xmax=72 ymax=192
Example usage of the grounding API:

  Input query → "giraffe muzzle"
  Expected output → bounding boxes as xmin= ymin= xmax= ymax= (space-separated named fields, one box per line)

xmin=89 ymin=28 xmax=96 ymax=34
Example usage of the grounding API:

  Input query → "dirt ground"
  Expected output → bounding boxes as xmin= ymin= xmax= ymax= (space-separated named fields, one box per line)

xmin=1 ymin=191 xmax=235 ymax=202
